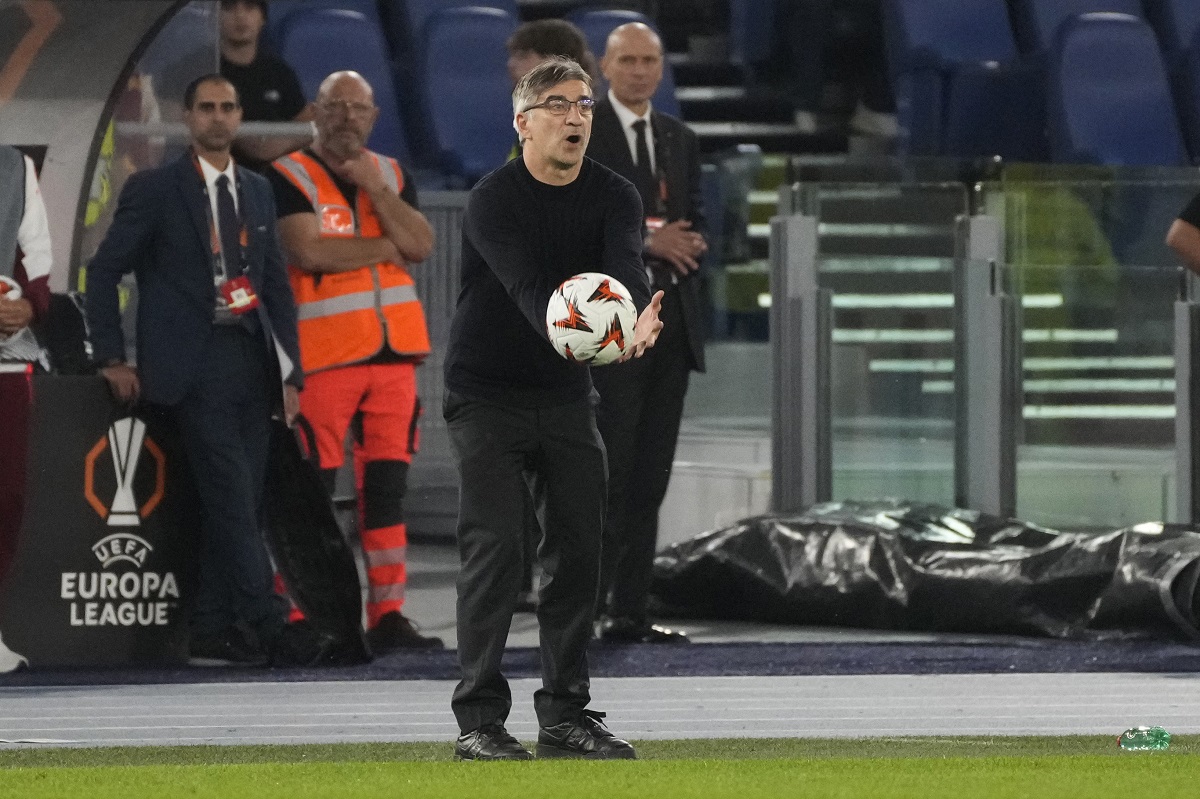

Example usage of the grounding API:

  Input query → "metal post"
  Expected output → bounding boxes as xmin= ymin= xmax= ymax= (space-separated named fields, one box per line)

xmin=1175 ymin=269 xmax=1200 ymax=524
xmin=954 ymin=214 xmax=1019 ymax=517
xmin=770 ymin=210 xmax=831 ymax=513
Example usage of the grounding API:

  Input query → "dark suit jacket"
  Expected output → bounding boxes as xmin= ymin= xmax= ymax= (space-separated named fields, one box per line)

xmin=86 ymin=153 xmax=302 ymax=406
xmin=586 ymin=99 xmax=706 ymax=372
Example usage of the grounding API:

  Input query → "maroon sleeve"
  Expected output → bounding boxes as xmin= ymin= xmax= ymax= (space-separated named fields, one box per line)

xmin=14 ymin=252 xmax=50 ymax=324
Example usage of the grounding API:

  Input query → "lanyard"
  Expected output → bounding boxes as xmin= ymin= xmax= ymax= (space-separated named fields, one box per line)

xmin=191 ymin=151 xmax=249 ymax=282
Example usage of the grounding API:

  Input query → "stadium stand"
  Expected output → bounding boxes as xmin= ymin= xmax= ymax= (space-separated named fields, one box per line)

xmin=566 ymin=8 xmax=681 ymax=116
xmin=1143 ymin=0 xmax=1200 ymax=161
xmin=420 ymin=6 xmax=518 ymax=184
xmin=266 ymin=0 xmax=384 ymax=50
xmin=277 ymin=7 xmax=412 ymax=163
xmin=1046 ymin=12 xmax=1189 ymax=166
xmin=1011 ymin=0 xmax=1146 ymax=54
xmin=882 ymin=0 xmax=1044 ymax=159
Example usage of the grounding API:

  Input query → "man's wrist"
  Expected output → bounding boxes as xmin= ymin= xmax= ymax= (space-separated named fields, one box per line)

xmin=100 ymin=357 xmax=125 ymax=369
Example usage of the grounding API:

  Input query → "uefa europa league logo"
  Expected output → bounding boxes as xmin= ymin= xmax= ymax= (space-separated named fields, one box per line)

xmin=106 ymin=418 xmax=146 ymax=526
xmin=84 ymin=417 xmax=164 ymax=528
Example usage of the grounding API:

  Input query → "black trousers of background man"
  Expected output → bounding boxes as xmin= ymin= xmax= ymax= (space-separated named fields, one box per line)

xmin=591 ymin=283 xmax=691 ymax=620
xmin=172 ymin=325 xmax=283 ymax=640
xmin=445 ymin=391 xmax=607 ymax=734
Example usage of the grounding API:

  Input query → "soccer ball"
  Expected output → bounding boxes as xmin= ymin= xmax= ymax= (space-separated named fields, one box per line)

xmin=545 ymin=272 xmax=637 ymax=366
xmin=0 ymin=276 xmax=20 ymax=344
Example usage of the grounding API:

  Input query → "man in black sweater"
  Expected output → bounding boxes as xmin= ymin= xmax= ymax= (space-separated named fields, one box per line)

xmin=444 ymin=57 xmax=663 ymax=761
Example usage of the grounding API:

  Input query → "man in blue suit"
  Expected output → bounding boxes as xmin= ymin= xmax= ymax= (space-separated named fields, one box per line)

xmin=85 ymin=74 xmax=324 ymax=667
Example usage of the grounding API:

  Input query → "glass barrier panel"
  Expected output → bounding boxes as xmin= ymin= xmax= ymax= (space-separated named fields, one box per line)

xmin=1005 ymin=263 xmax=1179 ymax=529
xmin=976 ymin=178 xmax=1200 ymax=275
xmin=812 ymin=182 xmax=967 ymax=506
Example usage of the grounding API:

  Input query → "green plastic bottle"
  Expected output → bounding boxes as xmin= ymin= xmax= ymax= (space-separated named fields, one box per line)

xmin=1118 ymin=726 xmax=1170 ymax=751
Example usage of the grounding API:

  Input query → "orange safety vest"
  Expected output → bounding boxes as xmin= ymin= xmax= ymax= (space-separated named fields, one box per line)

xmin=272 ymin=150 xmax=430 ymax=375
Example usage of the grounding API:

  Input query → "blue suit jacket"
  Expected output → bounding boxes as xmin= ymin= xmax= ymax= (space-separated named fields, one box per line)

xmin=86 ymin=153 xmax=302 ymax=406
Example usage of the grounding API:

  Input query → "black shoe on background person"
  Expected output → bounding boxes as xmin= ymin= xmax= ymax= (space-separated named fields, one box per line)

xmin=367 ymin=611 xmax=443 ymax=652
xmin=596 ymin=615 xmax=690 ymax=644
xmin=454 ymin=724 xmax=535 ymax=761
xmin=264 ymin=620 xmax=334 ymax=667
xmin=536 ymin=710 xmax=637 ymax=760
xmin=188 ymin=626 xmax=269 ymax=667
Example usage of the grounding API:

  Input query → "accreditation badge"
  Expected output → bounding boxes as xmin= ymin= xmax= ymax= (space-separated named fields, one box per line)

xmin=219 ymin=275 xmax=260 ymax=315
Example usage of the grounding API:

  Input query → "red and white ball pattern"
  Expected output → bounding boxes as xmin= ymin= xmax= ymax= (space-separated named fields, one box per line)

xmin=545 ymin=272 xmax=637 ymax=366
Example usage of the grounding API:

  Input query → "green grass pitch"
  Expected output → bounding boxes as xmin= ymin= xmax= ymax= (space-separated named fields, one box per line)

xmin=1 ymin=736 xmax=1195 ymax=798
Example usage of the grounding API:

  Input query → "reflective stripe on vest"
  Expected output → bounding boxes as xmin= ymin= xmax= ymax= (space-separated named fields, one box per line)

xmin=273 ymin=150 xmax=430 ymax=373
xmin=297 ymin=284 xmax=420 ymax=321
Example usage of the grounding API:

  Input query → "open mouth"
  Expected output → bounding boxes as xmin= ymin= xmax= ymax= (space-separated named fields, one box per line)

xmin=566 ymin=134 xmax=582 ymax=144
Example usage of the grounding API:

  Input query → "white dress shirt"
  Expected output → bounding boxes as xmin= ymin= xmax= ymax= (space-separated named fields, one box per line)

xmin=608 ymin=90 xmax=655 ymax=175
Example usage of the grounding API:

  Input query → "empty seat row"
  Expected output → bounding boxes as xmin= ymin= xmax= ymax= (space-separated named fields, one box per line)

xmin=266 ymin=1 xmax=677 ymax=185
xmin=885 ymin=0 xmax=1200 ymax=166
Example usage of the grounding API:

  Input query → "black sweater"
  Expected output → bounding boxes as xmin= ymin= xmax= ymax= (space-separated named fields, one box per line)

xmin=445 ymin=156 xmax=650 ymax=408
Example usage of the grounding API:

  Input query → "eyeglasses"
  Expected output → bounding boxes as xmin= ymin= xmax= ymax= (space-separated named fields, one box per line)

xmin=521 ymin=96 xmax=595 ymax=116
xmin=318 ymin=100 xmax=376 ymax=117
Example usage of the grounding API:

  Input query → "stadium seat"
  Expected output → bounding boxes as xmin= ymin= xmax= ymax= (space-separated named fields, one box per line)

xmin=882 ymin=0 xmax=1045 ymax=160
xmin=265 ymin=0 xmax=383 ymax=52
xmin=1046 ymin=13 xmax=1189 ymax=166
xmin=379 ymin=0 xmax=519 ymax=60
xmin=1011 ymin=0 xmax=1145 ymax=54
xmin=729 ymin=0 xmax=777 ymax=68
xmin=420 ymin=6 xmax=518 ymax=184
xmin=1180 ymin=36 xmax=1200 ymax=162
xmin=1143 ymin=0 xmax=1200 ymax=66
xmin=278 ymin=8 xmax=412 ymax=162
xmin=566 ymin=9 xmax=680 ymax=117
xmin=1143 ymin=0 xmax=1200 ymax=161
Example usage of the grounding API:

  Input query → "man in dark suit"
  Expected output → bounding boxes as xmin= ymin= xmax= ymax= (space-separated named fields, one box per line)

xmin=85 ymin=74 xmax=325 ymax=667
xmin=586 ymin=22 xmax=707 ymax=644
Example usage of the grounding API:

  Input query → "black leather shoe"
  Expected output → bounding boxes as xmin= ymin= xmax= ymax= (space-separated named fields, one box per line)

xmin=188 ymin=627 xmax=268 ymax=667
xmin=597 ymin=615 xmax=690 ymax=644
xmin=536 ymin=710 xmax=636 ymax=760
xmin=455 ymin=724 xmax=534 ymax=761
xmin=265 ymin=620 xmax=335 ymax=667
xmin=368 ymin=611 xmax=443 ymax=652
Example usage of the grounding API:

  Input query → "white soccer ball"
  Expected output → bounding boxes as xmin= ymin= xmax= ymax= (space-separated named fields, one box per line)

xmin=0 ymin=276 xmax=20 ymax=344
xmin=545 ymin=272 xmax=637 ymax=366
xmin=0 ymin=276 xmax=20 ymax=301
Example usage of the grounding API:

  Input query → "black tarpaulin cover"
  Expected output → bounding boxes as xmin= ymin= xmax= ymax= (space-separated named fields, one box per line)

xmin=650 ymin=500 xmax=1200 ymax=640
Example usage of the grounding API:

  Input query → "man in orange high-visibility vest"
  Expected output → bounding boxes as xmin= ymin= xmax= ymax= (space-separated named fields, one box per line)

xmin=268 ymin=70 xmax=440 ymax=651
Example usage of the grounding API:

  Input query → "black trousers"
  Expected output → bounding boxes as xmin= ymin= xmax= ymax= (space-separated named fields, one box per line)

xmin=173 ymin=325 xmax=283 ymax=640
xmin=591 ymin=283 xmax=691 ymax=619
xmin=445 ymin=391 xmax=606 ymax=733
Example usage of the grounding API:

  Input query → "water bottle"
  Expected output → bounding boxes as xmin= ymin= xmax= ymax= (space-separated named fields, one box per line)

xmin=1118 ymin=726 xmax=1170 ymax=751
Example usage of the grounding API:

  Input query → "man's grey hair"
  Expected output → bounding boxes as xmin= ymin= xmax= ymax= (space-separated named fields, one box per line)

xmin=512 ymin=56 xmax=592 ymax=119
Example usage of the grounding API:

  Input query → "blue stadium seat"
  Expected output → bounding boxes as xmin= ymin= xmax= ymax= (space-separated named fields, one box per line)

xmin=421 ymin=6 xmax=518 ymax=184
xmin=1179 ymin=33 xmax=1200 ymax=162
xmin=1144 ymin=0 xmax=1200 ymax=161
xmin=379 ymin=0 xmax=519 ymax=60
xmin=266 ymin=1 xmax=383 ymax=52
xmin=1143 ymin=0 xmax=1200 ymax=67
xmin=278 ymin=8 xmax=412 ymax=162
xmin=1047 ymin=13 xmax=1189 ymax=166
xmin=566 ymin=9 xmax=680 ymax=117
xmin=1011 ymin=0 xmax=1144 ymax=54
xmin=883 ymin=0 xmax=1044 ymax=159
xmin=729 ymin=0 xmax=777 ymax=68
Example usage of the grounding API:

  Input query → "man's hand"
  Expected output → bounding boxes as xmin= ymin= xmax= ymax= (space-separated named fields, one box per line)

xmin=283 ymin=385 xmax=301 ymax=427
xmin=0 ymin=297 xmax=33 ymax=334
xmin=330 ymin=149 xmax=387 ymax=194
xmin=647 ymin=220 xmax=707 ymax=276
xmin=100 ymin=362 xmax=141 ymax=405
xmin=620 ymin=290 xmax=665 ymax=362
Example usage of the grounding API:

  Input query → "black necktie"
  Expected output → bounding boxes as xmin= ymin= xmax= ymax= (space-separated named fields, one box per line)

xmin=631 ymin=119 xmax=657 ymax=213
xmin=215 ymin=173 xmax=242 ymax=279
